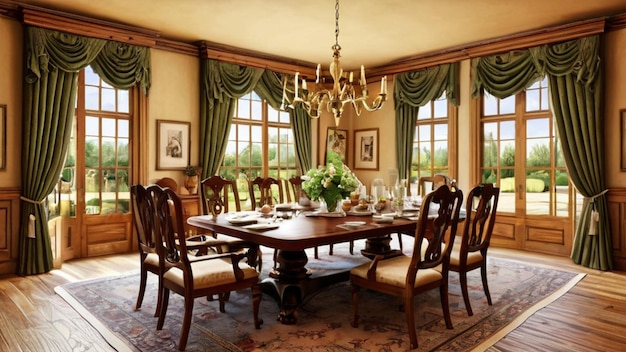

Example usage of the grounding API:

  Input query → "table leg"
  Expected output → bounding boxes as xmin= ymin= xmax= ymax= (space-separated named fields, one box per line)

xmin=360 ymin=235 xmax=403 ymax=259
xmin=262 ymin=249 xmax=349 ymax=324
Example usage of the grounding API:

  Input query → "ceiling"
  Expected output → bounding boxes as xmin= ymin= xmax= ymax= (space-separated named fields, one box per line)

xmin=12 ymin=0 xmax=626 ymax=70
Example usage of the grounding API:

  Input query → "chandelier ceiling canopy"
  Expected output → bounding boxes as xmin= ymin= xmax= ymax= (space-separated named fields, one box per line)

xmin=281 ymin=0 xmax=387 ymax=127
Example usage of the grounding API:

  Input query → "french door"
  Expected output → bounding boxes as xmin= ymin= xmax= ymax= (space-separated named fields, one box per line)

xmin=59 ymin=66 xmax=135 ymax=260
xmin=479 ymin=78 xmax=574 ymax=256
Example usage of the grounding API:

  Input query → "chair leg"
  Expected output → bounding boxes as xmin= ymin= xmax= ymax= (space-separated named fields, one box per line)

xmin=155 ymin=274 xmax=164 ymax=317
xmin=156 ymin=289 xmax=170 ymax=330
xmin=135 ymin=267 xmax=147 ymax=311
xmin=349 ymin=240 xmax=354 ymax=255
xmin=440 ymin=281 xmax=453 ymax=329
xmin=178 ymin=295 xmax=195 ymax=351
xmin=459 ymin=271 xmax=473 ymax=316
xmin=252 ymin=283 xmax=264 ymax=329
xmin=350 ymin=283 xmax=360 ymax=328
xmin=314 ymin=246 xmax=319 ymax=259
xmin=329 ymin=244 xmax=334 ymax=255
xmin=397 ymin=233 xmax=403 ymax=251
xmin=405 ymin=295 xmax=418 ymax=349
xmin=481 ymin=264 xmax=492 ymax=305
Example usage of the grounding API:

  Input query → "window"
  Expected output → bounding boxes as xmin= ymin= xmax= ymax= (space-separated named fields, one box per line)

xmin=60 ymin=66 xmax=132 ymax=217
xmin=220 ymin=92 xmax=296 ymax=208
xmin=480 ymin=78 xmax=569 ymax=216
xmin=410 ymin=93 xmax=452 ymax=194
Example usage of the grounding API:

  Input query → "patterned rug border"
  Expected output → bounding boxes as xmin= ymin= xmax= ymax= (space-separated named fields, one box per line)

xmin=54 ymin=254 xmax=586 ymax=352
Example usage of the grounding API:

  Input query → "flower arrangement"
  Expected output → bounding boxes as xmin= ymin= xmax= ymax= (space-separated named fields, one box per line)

xmin=183 ymin=165 xmax=202 ymax=177
xmin=302 ymin=151 xmax=360 ymax=211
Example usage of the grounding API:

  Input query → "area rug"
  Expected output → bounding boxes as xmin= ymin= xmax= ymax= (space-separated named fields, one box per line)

xmin=55 ymin=242 xmax=584 ymax=352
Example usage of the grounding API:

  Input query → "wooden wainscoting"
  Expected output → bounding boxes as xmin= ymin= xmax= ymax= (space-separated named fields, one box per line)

xmin=608 ymin=188 xmax=626 ymax=271
xmin=0 ymin=188 xmax=21 ymax=274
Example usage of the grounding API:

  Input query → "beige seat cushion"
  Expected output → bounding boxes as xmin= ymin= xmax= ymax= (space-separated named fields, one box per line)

xmin=351 ymin=255 xmax=442 ymax=288
xmin=164 ymin=258 xmax=258 ymax=289
xmin=144 ymin=252 xmax=159 ymax=267
xmin=449 ymin=241 xmax=484 ymax=267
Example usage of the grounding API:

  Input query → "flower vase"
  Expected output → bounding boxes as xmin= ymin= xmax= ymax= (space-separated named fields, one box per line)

xmin=322 ymin=196 xmax=342 ymax=212
xmin=184 ymin=175 xmax=199 ymax=194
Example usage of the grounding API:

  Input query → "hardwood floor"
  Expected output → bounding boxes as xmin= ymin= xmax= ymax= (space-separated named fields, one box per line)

xmin=0 ymin=247 xmax=624 ymax=351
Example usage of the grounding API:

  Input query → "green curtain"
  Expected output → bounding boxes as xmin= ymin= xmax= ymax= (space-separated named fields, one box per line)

xmin=19 ymin=27 xmax=151 ymax=275
xmin=393 ymin=63 xmax=459 ymax=181
xmin=199 ymin=60 xmax=263 ymax=177
xmin=471 ymin=36 xmax=611 ymax=270
xmin=254 ymin=71 xmax=311 ymax=173
xmin=543 ymin=38 xmax=611 ymax=270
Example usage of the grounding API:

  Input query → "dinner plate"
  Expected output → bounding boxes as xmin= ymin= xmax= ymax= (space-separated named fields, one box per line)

xmin=227 ymin=217 xmax=258 ymax=225
xmin=344 ymin=221 xmax=366 ymax=227
xmin=242 ymin=223 xmax=280 ymax=231
xmin=372 ymin=216 xmax=394 ymax=224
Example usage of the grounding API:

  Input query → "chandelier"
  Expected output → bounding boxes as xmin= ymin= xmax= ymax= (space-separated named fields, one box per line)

xmin=281 ymin=0 xmax=387 ymax=126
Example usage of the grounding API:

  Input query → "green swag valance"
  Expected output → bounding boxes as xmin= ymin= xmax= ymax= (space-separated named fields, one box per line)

xmin=393 ymin=63 xmax=459 ymax=182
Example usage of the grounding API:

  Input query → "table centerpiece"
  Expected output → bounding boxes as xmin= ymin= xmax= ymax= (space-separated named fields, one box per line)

xmin=302 ymin=151 xmax=360 ymax=212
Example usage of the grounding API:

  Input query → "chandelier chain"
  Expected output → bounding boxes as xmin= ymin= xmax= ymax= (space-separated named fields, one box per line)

xmin=335 ymin=0 xmax=340 ymax=48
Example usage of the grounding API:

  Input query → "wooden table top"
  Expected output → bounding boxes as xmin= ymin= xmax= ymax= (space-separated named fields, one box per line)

xmin=187 ymin=213 xmax=417 ymax=251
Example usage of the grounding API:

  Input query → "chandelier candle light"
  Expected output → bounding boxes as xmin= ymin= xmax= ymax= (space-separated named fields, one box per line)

xmin=281 ymin=0 xmax=387 ymax=126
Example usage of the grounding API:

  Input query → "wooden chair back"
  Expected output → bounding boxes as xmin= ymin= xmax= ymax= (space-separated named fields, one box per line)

xmin=411 ymin=184 xmax=464 ymax=273
xmin=288 ymin=176 xmax=305 ymax=203
xmin=155 ymin=177 xmax=178 ymax=192
xmin=200 ymin=176 xmax=241 ymax=217
xmin=417 ymin=174 xmax=448 ymax=196
xmin=460 ymin=183 xmax=500 ymax=256
xmin=131 ymin=184 xmax=158 ymax=254
xmin=248 ymin=176 xmax=283 ymax=209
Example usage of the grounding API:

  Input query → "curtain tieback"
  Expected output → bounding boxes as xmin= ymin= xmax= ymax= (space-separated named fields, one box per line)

xmin=20 ymin=196 xmax=45 ymax=204
xmin=585 ymin=189 xmax=608 ymax=236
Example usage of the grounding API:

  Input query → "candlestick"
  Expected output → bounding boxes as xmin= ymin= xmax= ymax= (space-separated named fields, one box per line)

xmin=315 ymin=64 xmax=321 ymax=83
xmin=361 ymin=65 xmax=366 ymax=85
xmin=294 ymin=72 xmax=299 ymax=98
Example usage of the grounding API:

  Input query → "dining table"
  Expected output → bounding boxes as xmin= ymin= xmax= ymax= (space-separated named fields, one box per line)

xmin=187 ymin=208 xmax=417 ymax=324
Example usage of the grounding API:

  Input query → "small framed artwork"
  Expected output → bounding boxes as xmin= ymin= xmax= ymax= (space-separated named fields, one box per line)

xmin=354 ymin=128 xmax=379 ymax=170
xmin=0 ymin=104 xmax=5 ymax=170
xmin=622 ymin=109 xmax=626 ymax=171
xmin=326 ymin=127 xmax=348 ymax=164
xmin=157 ymin=120 xmax=190 ymax=170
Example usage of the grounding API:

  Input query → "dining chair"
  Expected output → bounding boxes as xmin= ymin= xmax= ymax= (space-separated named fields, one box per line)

xmin=153 ymin=186 xmax=263 ymax=351
xmin=130 ymin=184 xmax=165 ymax=317
xmin=248 ymin=176 xmax=283 ymax=210
xmin=155 ymin=177 xmax=178 ymax=192
xmin=349 ymin=185 xmax=463 ymax=349
xmin=200 ymin=175 xmax=262 ymax=270
xmin=449 ymin=183 xmax=500 ymax=316
xmin=417 ymin=174 xmax=448 ymax=196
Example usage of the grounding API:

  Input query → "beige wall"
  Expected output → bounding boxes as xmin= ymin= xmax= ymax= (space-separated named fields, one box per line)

xmin=0 ymin=17 xmax=22 ymax=187
xmin=604 ymin=29 xmax=626 ymax=188
xmin=148 ymin=48 xmax=200 ymax=187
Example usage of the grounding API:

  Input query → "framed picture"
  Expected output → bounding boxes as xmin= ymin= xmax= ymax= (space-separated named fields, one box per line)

xmin=156 ymin=120 xmax=190 ymax=170
xmin=0 ymin=104 xmax=5 ymax=170
xmin=353 ymin=128 xmax=379 ymax=170
xmin=622 ymin=110 xmax=626 ymax=171
xmin=325 ymin=127 xmax=348 ymax=164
